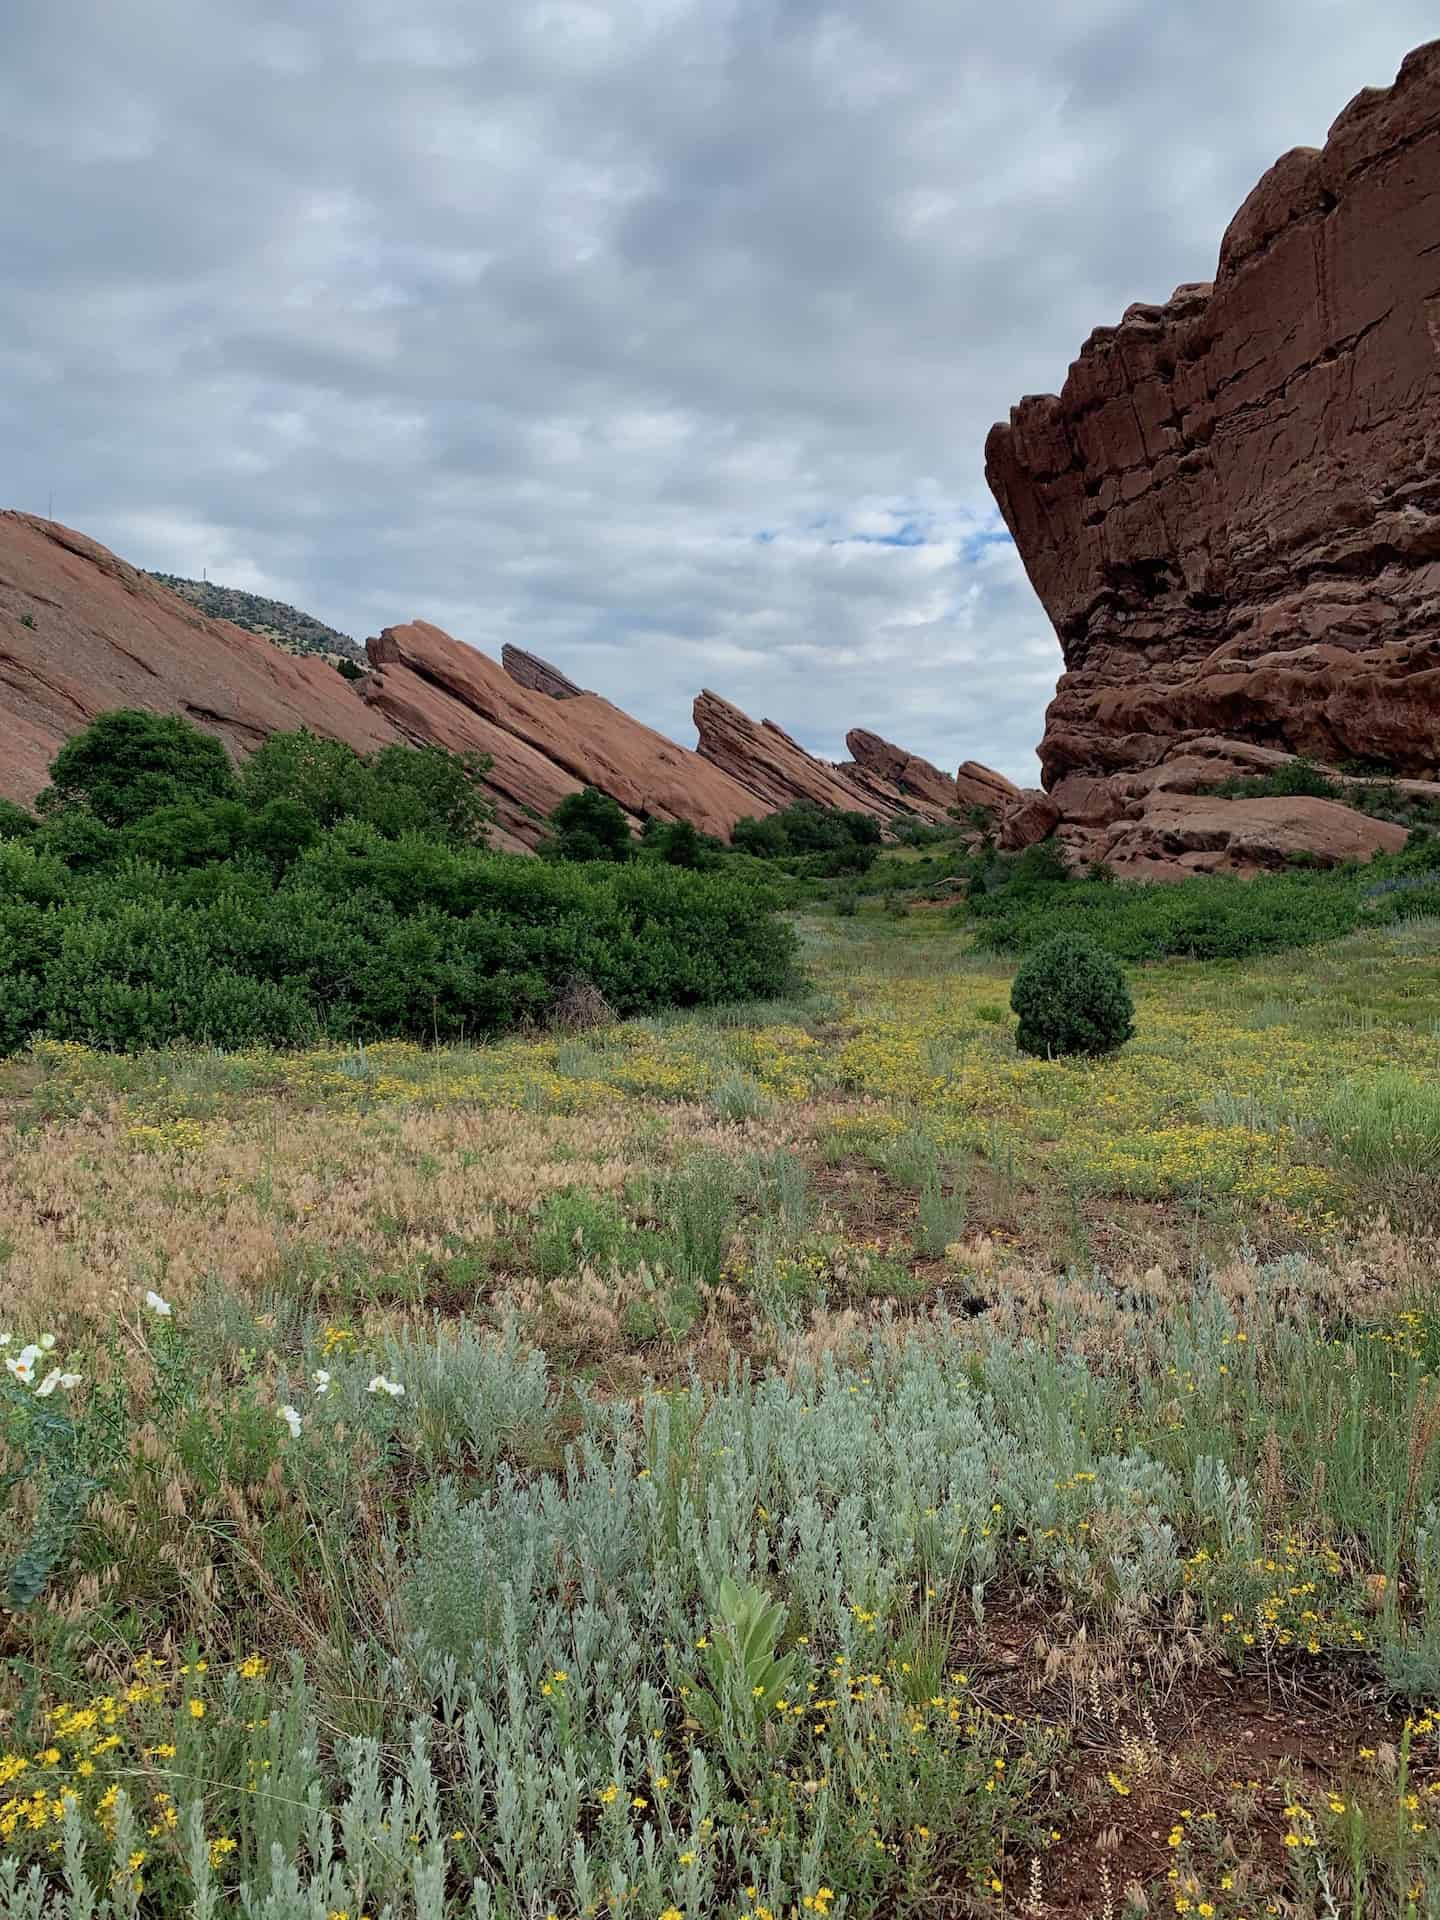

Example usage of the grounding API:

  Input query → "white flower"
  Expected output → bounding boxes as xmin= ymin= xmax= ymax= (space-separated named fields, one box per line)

xmin=6 ymin=1344 xmax=42 ymax=1385
xmin=35 ymin=1370 xmax=62 ymax=1398
xmin=38 ymin=1333 xmax=56 ymax=1352
xmin=367 ymin=1375 xmax=404 ymax=1398
xmin=311 ymin=1369 xmax=332 ymax=1394
xmin=144 ymin=1290 xmax=172 ymax=1317
xmin=278 ymin=1405 xmax=302 ymax=1439
xmin=0 ymin=1332 xmax=11 ymax=1346
xmin=58 ymin=1373 xmax=82 ymax=1390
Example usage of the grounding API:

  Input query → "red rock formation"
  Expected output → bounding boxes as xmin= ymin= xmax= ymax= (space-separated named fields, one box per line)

xmin=502 ymin=645 xmax=583 ymax=700
xmin=0 ymin=513 xmax=399 ymax=806
xmin=844 ymin=729 xmax=958 ymax=814
xmin=986 ymin=39 xmax=1440 ymax=835
xmin=956 ymin=761 xmax=1020 ymax=813
xmin=0 ymin=512 xmax=979 ymax=854
xmin=367 ymin=625 xmax=766 ymax=845
xmin=1099 ymin=795 xmax=1408 ymax=878
xmin=696 ymin=694 xmax=983 ymax=826
xmin=998 ymin=790 xmax=1061 ymax=851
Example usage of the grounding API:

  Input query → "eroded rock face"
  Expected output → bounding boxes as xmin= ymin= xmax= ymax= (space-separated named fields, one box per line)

xmin=368 ymin=625 xmax=767 ymax=845
xmin=1102 ymin=794 xmax=1408 ymax=877
xmin=0 ymin=512 xmax=983 ymax=854
xmin=0 ymin=513 xmax=399 ymax=806
xmin=502 ymin=645 xmax=583 ymax=700
xmin=844 ymin=729 xmax=958 ymax=815
xmin=986 ymin=39 xmax=1440 ymax=808
xmin=694 ymin=694 xmax=962 ymax=824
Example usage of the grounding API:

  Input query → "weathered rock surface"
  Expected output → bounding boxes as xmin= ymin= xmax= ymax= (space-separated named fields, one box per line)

xmin=368 ymin=625 xmax=767 ymax=845
xmin=502 ymin=645 xmax=584 ymax=700
xmin=844 ymin=729 xmax=958 ymax=815
xmin=957 ymin=760 xmax=1021 ymax=814
xmin=0 ymin=512 xmax=981 ymax=854
xmin=986 ymin=38 xmax=1440 ymax=847
xmin=0 ymin=513 xmax=399 ymax=806
xmin=998 ymin=790 xmax=1061 ymax=851
xmin=1101 ymin=794 xmax=1409 ymax=877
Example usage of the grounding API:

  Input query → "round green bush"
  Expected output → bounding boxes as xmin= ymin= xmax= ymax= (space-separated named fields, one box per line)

xmin=1009 ymin=932 xmax=1135 ymax=1058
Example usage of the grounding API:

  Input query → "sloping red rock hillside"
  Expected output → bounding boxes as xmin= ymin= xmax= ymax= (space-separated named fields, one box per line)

xmin=0 ymin=512 xmax=998 ymax=848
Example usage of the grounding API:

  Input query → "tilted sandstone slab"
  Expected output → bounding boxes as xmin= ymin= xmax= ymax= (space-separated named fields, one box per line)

xmin=0 ymin=513 xmax=399 ymax=806
xmin=844 ymin=728 xmax=958 ymax=817
xmin=957 ymin=760 xmax=1021 ymax=814
xmin=986 ymin=39 xmax=1440 ymax=805
xmin=696 ymin=692 xmax=968 ymax=825
xmin=501 ymin=644 xmax=584 ymax=700
xmin=368 ymin=625 xmax=768 ymax=845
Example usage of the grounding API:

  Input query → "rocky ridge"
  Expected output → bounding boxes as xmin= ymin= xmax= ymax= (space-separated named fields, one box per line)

xmin=986 ymin=37 xmax=1440 ymax=871
xmin=0 ymin=513 xmax=996 ymax=848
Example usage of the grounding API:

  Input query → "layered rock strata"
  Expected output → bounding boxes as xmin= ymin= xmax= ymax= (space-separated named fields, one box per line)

xmin=986 ymin=39 xmax=1440 ymax=868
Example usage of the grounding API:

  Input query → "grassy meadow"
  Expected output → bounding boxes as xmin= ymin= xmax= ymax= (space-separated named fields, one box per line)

xmin=5 ymin=909 xmax=1440 ymax=1919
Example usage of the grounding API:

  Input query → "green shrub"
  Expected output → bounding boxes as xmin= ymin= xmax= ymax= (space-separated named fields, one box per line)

xmin=542 ymin=785 xmax=634 ymax=862
xmin=39 ymin=709 xmax=238 ymax=826
xmin=731 ymin=799 xmax=881 ymax=861
xmin=1010 ymin=933 xmax=1135 ymax=1058
xmin=0 ymin=799 xmax=36 ymax=839
xmin=969 ymin=867 xmax=1365 ymax=962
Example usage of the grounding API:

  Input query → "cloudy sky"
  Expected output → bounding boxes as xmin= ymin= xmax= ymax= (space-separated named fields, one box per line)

xmin=2 ymin=1 xmax=1432 ymax=783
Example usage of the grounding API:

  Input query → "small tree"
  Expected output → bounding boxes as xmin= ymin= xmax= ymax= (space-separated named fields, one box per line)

xmin=543 ymin=786 xmax=633 ymax=862
xmin=1010 ymin=932 xmax=1134 ymax=1058
xmin=40 ymin=710 xmax=237 ymax=826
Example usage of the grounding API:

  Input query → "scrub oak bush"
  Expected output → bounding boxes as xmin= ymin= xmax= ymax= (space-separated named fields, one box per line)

xmin=1010 ymin=931 xmax=1134 ymax=1059
xmin=0 ymin=714 xmax=800 ymax=1052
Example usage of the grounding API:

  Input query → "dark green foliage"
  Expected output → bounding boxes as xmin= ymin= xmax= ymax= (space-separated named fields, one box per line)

xmin=1010 ymin=934 xmax=1135 ymax=1059
xmin=334 ymin=658 xmax=366 ymax=681
xmin=0 ymin=827 xmax=797 ymax=1053
xmin=0 ymin=799 xmax=37 ymax=838
xmin=543 ymin=786 xmax=634 ymax=862
xmin=641 ymin=817 xmax=719 ymax=868
xmin=240 ymin=729 xmax=494 ymax=844
xmin=39 ymin=709 xmax=238 ymax=826
xmin=1212 ymin=755 xmax=1337 ymax=801
xmin=731 ymin=800 xmax=881 ymax=860
xmin=970 ymin=867 xmax=1370 ymax=963
xmin=0 ymin=713 xmax=797 ymax=1053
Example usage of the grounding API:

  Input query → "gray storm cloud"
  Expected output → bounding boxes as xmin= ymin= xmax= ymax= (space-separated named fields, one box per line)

xmin=2 ymin=0 xmax=1433 ymax=783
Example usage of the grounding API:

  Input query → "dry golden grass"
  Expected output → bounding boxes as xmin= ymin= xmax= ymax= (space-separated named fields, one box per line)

xmin=0 ymin=1092 xmax=847 ymax=1335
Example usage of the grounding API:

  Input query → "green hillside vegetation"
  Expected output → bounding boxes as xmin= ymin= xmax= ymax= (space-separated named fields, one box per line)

xmin=0 ymin=713 xmax=797 ymax=1051
xmin=147 ymin=571 xmax=368 ymax=668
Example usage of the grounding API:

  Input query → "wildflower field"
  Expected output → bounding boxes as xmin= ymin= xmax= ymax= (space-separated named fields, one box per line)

xmin=5 ymin=911 xmax=1440 ymax=1919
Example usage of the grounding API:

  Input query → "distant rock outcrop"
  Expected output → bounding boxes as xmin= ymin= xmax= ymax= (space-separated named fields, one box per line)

xmin=693 ymin=693 xmax=963 ymax=825
xmin=0 ymin=513 xmax=397 ymax=807
xmin=844 ymin=729 xmax=958 ymax=815
xmin=0 ymin=512 xmax=988 ymax=853
xmin=365 ymin=623 xmax=768 ymax=846
xmin=502 ymin=645 xmax=583 ymax=700
xmin=986 ymin=38 xmax=1440 ymax=871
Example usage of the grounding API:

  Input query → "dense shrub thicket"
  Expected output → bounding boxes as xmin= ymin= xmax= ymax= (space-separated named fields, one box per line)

xmin=964 ymin=837 xmax=1440 ymax=962
xmin=0 ymin=715 xmax=799 ymax=1052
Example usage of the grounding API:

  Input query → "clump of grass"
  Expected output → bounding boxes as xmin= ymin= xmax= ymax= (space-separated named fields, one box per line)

xmin=1322 ymin=1072 xmax=1440 ymax=1178
xmin=708 ymin=1069 xmax=771 ymax=1125
xmin=916 ymin=1167 xmax=969 ymax=1257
